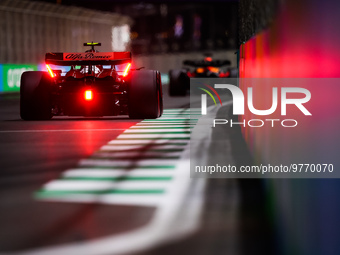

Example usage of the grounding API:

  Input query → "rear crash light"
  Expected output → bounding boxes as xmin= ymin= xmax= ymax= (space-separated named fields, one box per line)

xmin=46 ymin=64 xmax=54 ymax=77
xmin=196 ymin=67 xmax=204 ymax=73
xmin=85 ymin=90 xmax=93 ymax=101
xmin=123 ymin=63 xmax=131 ymax=77
xmin=208 ymin=66 xmax=219 ymax=73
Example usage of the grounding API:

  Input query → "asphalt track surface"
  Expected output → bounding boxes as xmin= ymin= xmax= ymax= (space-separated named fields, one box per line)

xmin=0 ymin=86 xmax=275 ymax=255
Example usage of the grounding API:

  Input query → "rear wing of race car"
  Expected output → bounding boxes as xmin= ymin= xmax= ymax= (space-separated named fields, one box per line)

xmin=45 ymin=51 xmax=131 ymax=66
xmin=183 ymin=59 xmax=231 ymax=67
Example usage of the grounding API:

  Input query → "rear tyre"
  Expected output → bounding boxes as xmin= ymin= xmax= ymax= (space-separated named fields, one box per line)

xmin=168 ymin=69 xmax=187 ymax=96
xmin=128 ymin=70 xmax=163 ymax=119
xmin=20 ymin=71 xmax=52 ymax=120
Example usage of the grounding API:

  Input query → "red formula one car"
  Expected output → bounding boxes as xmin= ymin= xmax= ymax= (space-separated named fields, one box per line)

xmin=20 ymin=42 xmax=163 ymax=120
xmin=168 ymin=56 xmax=237 ymax=96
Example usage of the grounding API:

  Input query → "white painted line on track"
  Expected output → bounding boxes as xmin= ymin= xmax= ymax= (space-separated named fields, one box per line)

xmin=117 ymin=134 xmax=190 ymax=138
xmin=138 ymin=119 xmax=196 ymax=121
xmin=100 ymin=144 xmax=186 ymax=151
xmin=44 ymin=180 xmax=171 ymax=191
xmin=108 ymin=139 xmax=188 ymax=145
xmin=131 ymin=125 xmax=194 ymax=128
xmin=136 ymin=122 xmax=196 ymax=125
xmin=124 ymin=129 xmax=191 ymax=133
xmin=62 ymin=167 xmax=175 ymax=172
xmin=160 ymin=114 xmax=200 ymax=116
xmin=0 ymin=129 xmax=126 ymax=133
xmin=38 ymin=194 xmax=163 ymax=207
xmin=79 ymin=159 xmax=177 ymax=167
xmin=152 ymin=118 xmax=192 ymax=120
xmin=63 ymin=169 xmax=174 ymax=178
xmin=164 ymin=108 xmax=200 ymax=110
xmin=143 ymin=118 xmax=194 ymax=121
xmin=93 ymin=151 xmax=182 ymax=158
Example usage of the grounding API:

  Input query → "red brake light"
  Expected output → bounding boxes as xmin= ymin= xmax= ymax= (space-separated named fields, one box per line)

xmin=219 ymin=71 xmax=230 ymax=78
xmin=85 ymin=90 xmax=93 ymax=100
xmin=123 ymin=63 xmax=131 ymax=77
xmin=187 ymin=71 xmax=194 ymax=77
xmin=46 ymin=64 xmax=54 ymax=78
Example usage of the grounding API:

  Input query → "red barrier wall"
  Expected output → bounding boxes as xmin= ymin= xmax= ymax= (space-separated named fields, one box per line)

xmin=239 ymin=1 xmax=340 ymax=254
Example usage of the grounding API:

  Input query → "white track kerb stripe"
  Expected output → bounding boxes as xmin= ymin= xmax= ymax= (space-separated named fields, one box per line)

xmin=35 ymin=110 xmax=196 ymax=203
xmin=16 ymin=109 xmax=206 ymax=255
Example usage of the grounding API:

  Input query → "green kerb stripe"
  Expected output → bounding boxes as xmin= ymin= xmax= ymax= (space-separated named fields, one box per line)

xmin=142 ymin=122 xmax=197 ymax=123
xmin=35 ymin=189 xmax=165 ymax=197
xmin=143 ymin=119 xmax=198 ymax=121
xmin=131 ymin=127 xmax=192 ymax=129
xmin=90 ymin=156 xmax=180 ymax=160
xmin=116 ymin=137 xmax=190 ymax=140
xmin=162 ymin=114 xmax=200 ymax=115
xmin=107 ymin=143 xmax=188 ymax=146
xmin=99 ymin=149 xmax=185 ymax=152
xmin=61 ymin=176 xmax=172 ymax=181
xmin=123 ymin=131 xmax=191 ymax=134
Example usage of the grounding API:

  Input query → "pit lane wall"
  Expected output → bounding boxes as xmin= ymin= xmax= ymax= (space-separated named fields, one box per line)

xmin=239 ymin=0 xmax=340 ymax=254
